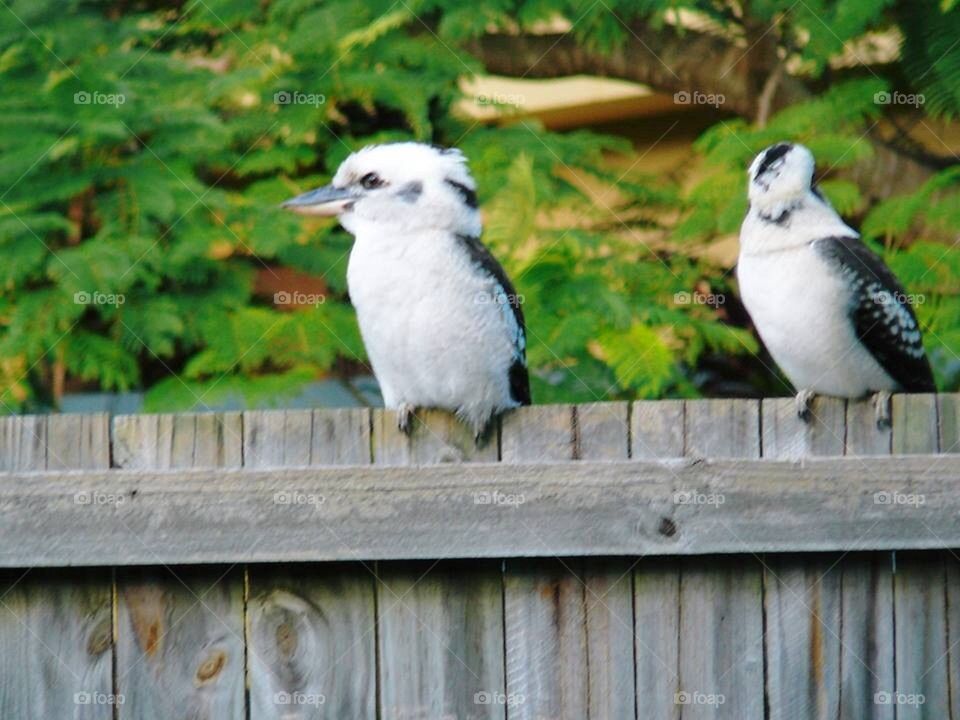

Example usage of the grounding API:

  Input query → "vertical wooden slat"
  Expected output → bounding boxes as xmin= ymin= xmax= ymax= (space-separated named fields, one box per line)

xmin=761 ymin=397 xmax=844 ymax=720
xmin=891 ymin=393 xmax=939 ymax=455
xmin=945 ymin=555 xmax=960 ymax=720
xmin=632 ymin=400 xmax=685 ymax=720
xmin=631 ymin=399 xmax=684 ymax=459
xmin=0 ymin=415 xmax=46 ymax=471
xmin=113 ymin=412 xmax=245 ymax=720
xmin=846 ymin=397 xmax=891 ymax=456
xmin=890 ymin=396 xmax=948 ymax=720
xmin=377 ymin=560 xmax=505 ymax=720
xmin=939 ymin=393 xmax=960 ymax=454
xmin=577 ymin=401 xmax=635 ymax=720
xmin=837 ymin=398 xmax=896 ymax=720
xmin=311 ymin=407 xmax=371 ymax=464
xmin=0 ymin=414 xmax=113 ymax=720
xmin=373 ymin=409 xmax=504 ymax=720
xmin=838 ymin=553 xmax=895 ymax=720
xmin=680 ymin=399 xmax=763 ymax=720
xmin=246 ymin=408 xmax=376 ymax=720
xmin=372 ymin=407 xmax=498 ymax=465
xmin=761 ymin=396 xmax=846 ymax=459
xmin=502 ymin=405 xmax=587 ymax=720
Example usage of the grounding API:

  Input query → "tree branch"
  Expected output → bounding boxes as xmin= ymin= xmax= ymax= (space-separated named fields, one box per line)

xmin=464 ymin=25 xmax=810 ymax=119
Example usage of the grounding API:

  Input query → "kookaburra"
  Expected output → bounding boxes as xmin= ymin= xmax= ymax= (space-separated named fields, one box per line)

xmin=282 ymin=142 xmax=530 ymax=438
xmin=737 ymin=142 xmax=934 ymax=426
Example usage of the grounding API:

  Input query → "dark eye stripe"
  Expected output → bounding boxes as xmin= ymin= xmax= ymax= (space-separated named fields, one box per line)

xmin=755 ymin=143 xmax=792 ymax=178
xmin=444 ymin=178 xmax=477 ymax=208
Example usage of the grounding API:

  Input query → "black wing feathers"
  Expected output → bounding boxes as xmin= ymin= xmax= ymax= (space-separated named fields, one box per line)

xmin=815 ymin=236 xmax=934 ymax=392
xmin=456 ymin=233 xmax=531 ymax=405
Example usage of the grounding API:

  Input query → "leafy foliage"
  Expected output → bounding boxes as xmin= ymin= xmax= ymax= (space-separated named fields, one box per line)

xmin=0 ymin=0 xmax=957 ymax=412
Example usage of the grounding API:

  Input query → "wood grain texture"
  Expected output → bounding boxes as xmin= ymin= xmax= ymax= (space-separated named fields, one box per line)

xmin=114 ymin=412 xmax=245 ymax=720
xmin=684 ymin=398 xmax=760 ymax=459
xmin=891 ymin=393 xmax=939 ymax=455
xmin=377 ymin=560 xmax=504 ymax=720
xmin=112 ymin=412 xmax=242 ymax=469
xmin=634 ymin=559 xmax=680 ymax=720
xmin=0 ymin=569 xmax=113 ymax=720
xmin=631 ymin=399 xmax=684 ymax=459
xmin=372 ymin=408 xmax=504 ymax=720
xmin=837 ymin=554 xmax=895 ymax=720
xmin=372 ymin=407 xmax=497 ymax=465
xmin=248 ymin=563 xmax=376 ymax=720
xmin=892 ymin=553 xmax=949 ymax=720
xmin=761 ymin=397 xmax=844 ymax=720
xmin=838 ymin=397 xmax=897 ymax=720
xmin=680 ymin=399 xmax=763 ymax=720
xmin=945 ymin=555 xmax=960 ymax=720
xmin=761 ymin=397 xmax=846 ymax=459
xmin=577 ymin=402 xmax=635 ymax=720
xmin=311 ymin=408 xmax=371 ymax=465
xmin=763 ymin=556 xmax=842 ymax=720
xmin=500 ymin=404 xmax=574 ymax=464
xmin=502 ymin=404 xmax=586 ymax=720
xmin=890 ymin=401 xmax=948 ymax=720
xmin=0 ymin=415 xmax=46 ymax=471
xmin=0 ymin=414 xmax=113 ymax=720
xmin=246 ymin=406 xmax=376 ymax=720
xmin=3 ymin=454 xmax=960 ymax=565
xmin=939 ymin=394 xmax=960 ymax=454
xmin=845 ymin=397 xmax=891 ymax=456
xmin=631 ymin=399 xmax=684 ymax=719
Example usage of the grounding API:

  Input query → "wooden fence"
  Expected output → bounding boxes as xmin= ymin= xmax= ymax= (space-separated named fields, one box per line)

xmin=0 ymin=394 xmax=958 ymax=719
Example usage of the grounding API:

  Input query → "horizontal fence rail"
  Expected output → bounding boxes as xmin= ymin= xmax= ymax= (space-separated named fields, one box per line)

xmin=0 ymin=395 xmax=958 ymax=720
xmin=0 ymin=395 xmax=957 ymax=566
xmin=0 ymin=454 xmax=958 ymax=566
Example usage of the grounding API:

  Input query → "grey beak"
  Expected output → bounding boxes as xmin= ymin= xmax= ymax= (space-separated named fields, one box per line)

xmin=281 ymin=184 xmax=357 ymax=216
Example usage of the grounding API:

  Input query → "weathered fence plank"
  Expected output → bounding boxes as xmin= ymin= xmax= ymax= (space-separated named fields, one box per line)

xmin=761 ymin=397 xmax=844 ymax=720
xmin=0 ymin=415 xmax=46 ymax=471
xmin=502 ymin=404 xmax=587 ymax=720
xmin=632 ymin=399 xmax=684 ymax=719
xmin=577 ymin=401 xmax=636 ymax=720
xmin=940 ymin=394 xmax=960 ymax=454
xmin=631 ymin=398 xmax=684 ymax=459
xmin=373 ymin=408 xmax=502 ymax=720
xmin=838 ymin=554 xmax=895 ymax=720
xmin=945 ymin=556 xmax=960 ymax=720
xmin=890 ymin=400 xmax=948 ymax=720
xmin=0 ymin=397 xmax=958 ymax=720
xmin=376 ymin=560 xmax=505 ymax=720
xmin=838 ymin=397 xmax=897 ymax=720
xmin=249 ymin=563 xmax=377 ymax=720
xmin=4 ymin=454 xmax=960 ymax=566
xmin=246 ymin=408 xmax=376 ymax=720
xmin=114 ymin=412 xmax=245 ymax=720
xmin=846 ymin=396 xmax=892 ymax=456
xmin=0 ymin=414 xmax=113 ymax=720
xmin=680 ymin=399 xmax=763 ymax=720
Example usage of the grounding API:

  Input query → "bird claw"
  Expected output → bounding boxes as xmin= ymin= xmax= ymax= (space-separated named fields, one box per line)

xmin=873 ymin=391 xmax=892 ymax=429
xmin=795 ymin=389 xmax=816 ymax=422
xmin=397 ymin=404 xmax=416 ymax=435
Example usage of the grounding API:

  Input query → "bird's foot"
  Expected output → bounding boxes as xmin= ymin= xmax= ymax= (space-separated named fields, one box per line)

xmin=873 ymin=390 xmax=892 ymax=429
xmin=795 ymin=389 xmax=816 ymax=422
xmin=397 ymin=403 xmax=416 ymax=435
xmin=473 ymin=418 xmax=494 ymax=447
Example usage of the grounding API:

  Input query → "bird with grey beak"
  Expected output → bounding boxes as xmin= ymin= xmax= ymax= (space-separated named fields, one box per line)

xmin=737 ymin=142 xmax=934 ymax=426
xmin=282 ymin=142 xmax=530 ymax=439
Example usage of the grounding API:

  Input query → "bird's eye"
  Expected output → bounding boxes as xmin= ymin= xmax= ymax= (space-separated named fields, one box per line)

xmin=360 ymin=172 xmax=385 ymax=190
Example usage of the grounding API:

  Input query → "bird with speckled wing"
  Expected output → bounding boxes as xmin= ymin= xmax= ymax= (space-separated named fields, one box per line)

xmin=282 ymin=142 xmax=530 ymax=441
xmin=737 ymin=142 xmax=935 ymax=427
